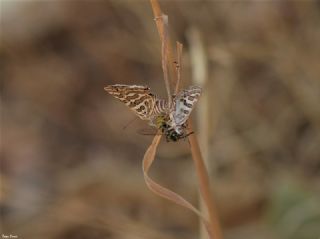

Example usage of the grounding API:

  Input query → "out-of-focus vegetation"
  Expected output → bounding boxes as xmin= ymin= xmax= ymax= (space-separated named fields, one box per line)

xmin=1 ymin=1 xmax=320 ymax=239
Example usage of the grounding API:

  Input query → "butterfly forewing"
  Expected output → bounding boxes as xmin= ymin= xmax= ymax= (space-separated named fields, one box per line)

xmin=104 ymin=84 xmax=156 ymax=120
xmin=173 ymin=86 xmax=202 ymax=126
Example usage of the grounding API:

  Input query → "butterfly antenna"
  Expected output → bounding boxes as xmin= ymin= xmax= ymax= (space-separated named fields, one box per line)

xmin=122 ymin=117 xmax=138 ymax=130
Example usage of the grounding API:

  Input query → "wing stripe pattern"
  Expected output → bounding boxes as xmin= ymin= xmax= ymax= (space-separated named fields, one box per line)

xmin=173 ymin=86 xmax=202 ymax=126
xmin=104 ymin=84 xmax=156 ymax=120
xmin=153 ymin=99 xmax=170 ymax=115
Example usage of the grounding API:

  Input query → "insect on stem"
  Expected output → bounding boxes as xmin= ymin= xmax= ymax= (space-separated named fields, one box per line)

xmin=105 ymin=84 xmax=201 ymax=142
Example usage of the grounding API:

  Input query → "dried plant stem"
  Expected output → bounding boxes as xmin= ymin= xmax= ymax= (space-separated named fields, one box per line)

xmin=187 ymin=27 xmax=220 ymax=239
xmin=174 ymin=42 xmax=183 ymax=94
xmin=159 ymin=15 xmax=172 ymax=105
xmin=149 ymin=1 xmax=223 ymax=239
xmin=188 ymin=121 xmax=223 ymax=239
xmin=150 ymin=0 xmax=177 ymax=88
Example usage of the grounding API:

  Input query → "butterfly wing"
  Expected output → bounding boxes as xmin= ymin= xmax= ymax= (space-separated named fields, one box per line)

xmin=173 ymin=86 xmax=202 ymax=126
xmin=104 ymin=84 xmax=156 ymax=120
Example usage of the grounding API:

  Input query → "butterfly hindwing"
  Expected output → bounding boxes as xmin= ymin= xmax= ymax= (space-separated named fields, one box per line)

xmin=173 ymin=86 xmax=202 ymax=126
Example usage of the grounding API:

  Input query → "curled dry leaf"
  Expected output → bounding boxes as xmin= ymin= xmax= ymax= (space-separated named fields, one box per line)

xmin=142 ymin=134 xmax=213 ymax=238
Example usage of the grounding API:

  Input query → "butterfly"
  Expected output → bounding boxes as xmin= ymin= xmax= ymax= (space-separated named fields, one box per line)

xmin=104 ymin=84 xmax=201 ymax=142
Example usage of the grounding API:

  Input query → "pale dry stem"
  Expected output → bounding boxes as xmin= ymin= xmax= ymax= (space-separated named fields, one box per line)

xmin=188 ymin=27 xmax=223 ymax=239
xmin=174 ymin=42 xmax=183 ymax=95
xmin=150 ymin=0 xmax=177 ymax=89
xmin=147 ymin=1 xmax=223 ymax=239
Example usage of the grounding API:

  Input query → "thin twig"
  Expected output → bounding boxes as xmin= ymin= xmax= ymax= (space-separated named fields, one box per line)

xmin=150 ymin=0 xmax=177 ymax=88
xmin=149 ymin=1 xmax=223 ymax=239
xmin=158 ymin=15 xmax=172 ymax=106
xmin=188 ymin=121 xmax=223 ymax=239
xmin=174 ymin=42 xmax=183 ymax=95
xmin=187 ymin=27 xmax=217 ymax=239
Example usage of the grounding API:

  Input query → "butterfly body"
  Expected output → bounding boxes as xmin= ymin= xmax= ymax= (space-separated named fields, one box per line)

xmin=104 ymin=84 xmax=201 ymax=142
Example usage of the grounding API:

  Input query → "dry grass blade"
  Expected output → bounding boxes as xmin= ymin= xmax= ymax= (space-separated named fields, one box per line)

xmin=142 ymin=135 xmax=196 ymax=213
xmin=188 ymin=27 xmax=223 ymax=239
xmin=146 ymin=1 xmax=223 ymax=239
xmin=157 ymin=15 xmax=172 ymax=105
xmin=150 ymin=0 xmax=177 ymax=87
xmin=188 ymin=122 xmax=223 ymax=239
xmin=174 ymin=42 xmax=183 ymax=94
xmin=142 ymin=134 xmax=214 ymax=239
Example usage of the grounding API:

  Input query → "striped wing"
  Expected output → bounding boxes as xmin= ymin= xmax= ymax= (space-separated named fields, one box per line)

xmin=104 ymin=84 xmax=156 ymax=120
xmin=173 ymin=86 xmax=202 ymax=126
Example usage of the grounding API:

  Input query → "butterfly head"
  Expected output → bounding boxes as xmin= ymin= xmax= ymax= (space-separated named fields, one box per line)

xmin=166 ymin=130 xmax=180 ymax=142
xmin=163 ymin=125 xmax=190 ymax=142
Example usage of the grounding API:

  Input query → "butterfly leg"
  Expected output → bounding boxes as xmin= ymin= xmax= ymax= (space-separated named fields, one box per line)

xmin=183 ymin=131 xmax=194 ymax=141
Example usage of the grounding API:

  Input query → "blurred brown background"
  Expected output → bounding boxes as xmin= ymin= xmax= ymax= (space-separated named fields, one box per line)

xmin=1 ymin=1 xmax=320 ymax=239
